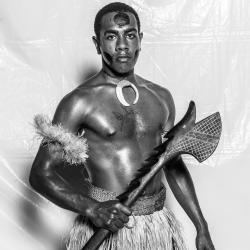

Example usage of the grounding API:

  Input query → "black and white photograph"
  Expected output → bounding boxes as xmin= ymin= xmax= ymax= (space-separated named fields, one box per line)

xmin=0 ymin=1 xmax=249 ymax=249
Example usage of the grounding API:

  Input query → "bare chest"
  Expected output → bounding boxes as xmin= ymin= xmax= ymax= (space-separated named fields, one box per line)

xmin=85 ymin=88 xmax=167 ymax=140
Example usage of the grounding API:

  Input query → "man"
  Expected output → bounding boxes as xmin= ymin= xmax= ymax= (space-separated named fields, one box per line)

xmin=30 ymin=2 xmax=215 ymax=250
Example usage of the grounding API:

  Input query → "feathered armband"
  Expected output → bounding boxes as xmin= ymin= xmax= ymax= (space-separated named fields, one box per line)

xmin=33 ymin=114 xmax=88 ymax=165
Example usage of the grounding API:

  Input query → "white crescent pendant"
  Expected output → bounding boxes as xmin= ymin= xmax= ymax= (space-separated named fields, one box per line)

xmin=115 ymin=80 xmax=139 ymax=106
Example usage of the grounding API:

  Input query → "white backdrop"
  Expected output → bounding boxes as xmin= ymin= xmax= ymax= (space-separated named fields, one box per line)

xmin=0 ymin=0 xmax=250 ymax=249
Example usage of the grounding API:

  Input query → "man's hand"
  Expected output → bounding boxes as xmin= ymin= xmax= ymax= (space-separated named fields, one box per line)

xmin=196 ymin=229 xmax=215 ymax=250
xmin=87 ymin=200 xmax=132 ymax=233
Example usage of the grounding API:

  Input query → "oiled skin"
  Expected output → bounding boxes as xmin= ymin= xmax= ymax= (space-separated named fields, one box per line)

xmin=30 ymin=71 xmax=172 ymax=229
xmin=76 ymin=74 xmax=169 ymax=194
xmin=30 ymin=10 xmax=215 ymax=249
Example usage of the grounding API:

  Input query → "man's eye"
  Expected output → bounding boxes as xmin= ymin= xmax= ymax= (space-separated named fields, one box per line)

xmin=106 ymin=35 xmax=116 ymax=40
xmin=127 ymin=34 xmax=136 ymax=39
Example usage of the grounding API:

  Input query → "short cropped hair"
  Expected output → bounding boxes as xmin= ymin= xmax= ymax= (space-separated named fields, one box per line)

xmin=94 ymin=2 xmax=141 ymax=40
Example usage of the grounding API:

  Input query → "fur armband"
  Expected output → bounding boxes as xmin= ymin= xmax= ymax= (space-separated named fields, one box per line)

xmin=33 ymin=114 xmax=88 ymax=165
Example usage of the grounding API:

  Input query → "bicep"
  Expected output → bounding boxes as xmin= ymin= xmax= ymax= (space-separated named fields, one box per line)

xmin=29 ymin=143 xmax=61 ymax=192
xmin=31 ymin=144 xmax=59 ymax=176
xmin=31 ymin=92 xmax=87 ymax=176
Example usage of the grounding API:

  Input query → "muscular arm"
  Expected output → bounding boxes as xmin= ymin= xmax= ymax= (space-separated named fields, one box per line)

xmin=30 ymin=146 xmax=97 ymax=214
xmin=29 ymin=91 xmax=97 ymax=216
xmin=160 ymin=89 xmax=214 ymax=249
xmin=29 ymin=89 xmax=131 ymax=232
xmin=164 ymin=157 xmax=214 ymax=249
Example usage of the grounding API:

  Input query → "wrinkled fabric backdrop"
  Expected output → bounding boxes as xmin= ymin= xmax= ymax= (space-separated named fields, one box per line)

xmin=0 ymin=0 xmax=249 ymax=249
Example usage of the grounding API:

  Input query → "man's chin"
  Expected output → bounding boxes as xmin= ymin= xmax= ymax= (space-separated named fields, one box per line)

xmin=112 ymin=65 xmax=134 ymax=76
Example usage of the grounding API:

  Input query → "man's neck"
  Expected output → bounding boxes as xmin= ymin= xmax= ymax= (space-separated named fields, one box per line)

xmin=101 ymin=65 xmax=136 ymax=83
xmin=101 ymin=67 xmax=140 ymax=107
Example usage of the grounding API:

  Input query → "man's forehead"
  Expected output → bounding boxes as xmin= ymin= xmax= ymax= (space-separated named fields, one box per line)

xmin=100 ymin=11 xmax=138 ymax=31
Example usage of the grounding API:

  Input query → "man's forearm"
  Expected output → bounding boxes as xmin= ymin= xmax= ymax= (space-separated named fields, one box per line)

xmin=164 ymin=156 xmax=208 ymax=232
xmin=29 ymin=169 xmax=98 ymax=217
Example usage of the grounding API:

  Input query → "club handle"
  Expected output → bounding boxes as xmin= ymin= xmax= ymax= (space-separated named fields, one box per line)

xmin=81 ymin=228 xmax=110 ymax=250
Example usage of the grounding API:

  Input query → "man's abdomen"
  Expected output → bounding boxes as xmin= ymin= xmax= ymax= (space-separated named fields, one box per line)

xmin=85 ymin=138 xmax=163 ymax=195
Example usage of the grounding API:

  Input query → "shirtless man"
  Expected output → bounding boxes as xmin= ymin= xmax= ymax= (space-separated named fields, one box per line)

xmin=30 ymin=2 xmax=215 ymax=250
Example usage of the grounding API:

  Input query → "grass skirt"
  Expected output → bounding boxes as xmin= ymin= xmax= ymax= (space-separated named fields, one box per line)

xmin=66 ymin=207 xmax=187 ymax=250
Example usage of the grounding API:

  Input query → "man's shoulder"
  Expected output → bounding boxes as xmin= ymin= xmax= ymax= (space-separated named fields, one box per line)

xmin=59 ymin=74 xmax=103 ymax=108
xmin=59 ymin=87 xmax=91 ymax=112
xmin=55 ymin=73 xmax=111 ymax=117
xmin=54 ymin=81 xmax=96 ymax=122
xmin=136 ymin=75 xmax=173 ymax=103
xmin=137 ymin=75 xmax=175 ymax=126
xmin=78 ymin=72 xmax=114 ymax=90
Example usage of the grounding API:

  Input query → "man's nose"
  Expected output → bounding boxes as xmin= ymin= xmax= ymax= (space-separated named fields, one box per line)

xmin=116 ymin=37 xmax=128 ymax=52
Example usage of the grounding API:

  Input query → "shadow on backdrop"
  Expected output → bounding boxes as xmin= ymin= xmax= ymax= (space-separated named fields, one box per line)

xmin=19 ymin=160 xmax=68 ymax=250
xmin=77 ymin=65 xmax=99 ymax=86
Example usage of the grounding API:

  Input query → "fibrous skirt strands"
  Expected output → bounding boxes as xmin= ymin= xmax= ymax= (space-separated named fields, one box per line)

xmin=66 ymin=207 xmax=186 ymax=250
xmin=66 ymin=182 xmax=187 ymax=250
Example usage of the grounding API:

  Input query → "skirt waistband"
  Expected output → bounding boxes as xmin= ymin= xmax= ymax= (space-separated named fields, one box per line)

xmin=85 ymin=180 xmax=166 ymax=215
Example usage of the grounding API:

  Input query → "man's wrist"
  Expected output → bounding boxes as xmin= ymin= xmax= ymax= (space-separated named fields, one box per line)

xmin=196 ymin=220 xmax=209 ymax=233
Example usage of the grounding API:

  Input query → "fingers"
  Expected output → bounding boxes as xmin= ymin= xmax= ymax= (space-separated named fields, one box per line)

xmin=112 ymin=204 xmax=131 ymax=225
xmin=91 ymin=200 xmax=132 ymax=232
xmin=113 ymin=218 xmax=124 ymax=229
xmin=115 ymin=203 xmax=132 ymax=216
xmin=105 ymin=216 xmax=123 ymax=232
xmin=118 ymin=210 xmax=129 ymax=224
xmin=105 ymin=219 xmax=119 ymax=232
xmin=105 ymin=207 xmax=130 ymax=232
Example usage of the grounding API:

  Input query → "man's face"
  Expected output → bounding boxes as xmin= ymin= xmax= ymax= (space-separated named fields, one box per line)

xmin=95 ymin=11 xmax=143 ymax=75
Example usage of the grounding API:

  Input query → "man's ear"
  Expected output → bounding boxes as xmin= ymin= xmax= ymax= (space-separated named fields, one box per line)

xmin=92 ymin=36 xmax=101 ymax=54
xmin=139 ymin=32 xmax=143 ymax=42
xmin=139 ymin=32 xmax=143 ymax=50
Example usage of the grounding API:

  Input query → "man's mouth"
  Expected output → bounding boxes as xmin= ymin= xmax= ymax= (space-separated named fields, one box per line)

xmin=116 ymin=55 xmax=131 ymax=62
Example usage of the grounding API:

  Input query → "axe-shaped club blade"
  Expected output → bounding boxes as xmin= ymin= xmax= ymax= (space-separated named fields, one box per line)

xmin=164 ymin=101 xmax=222 ymax=163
